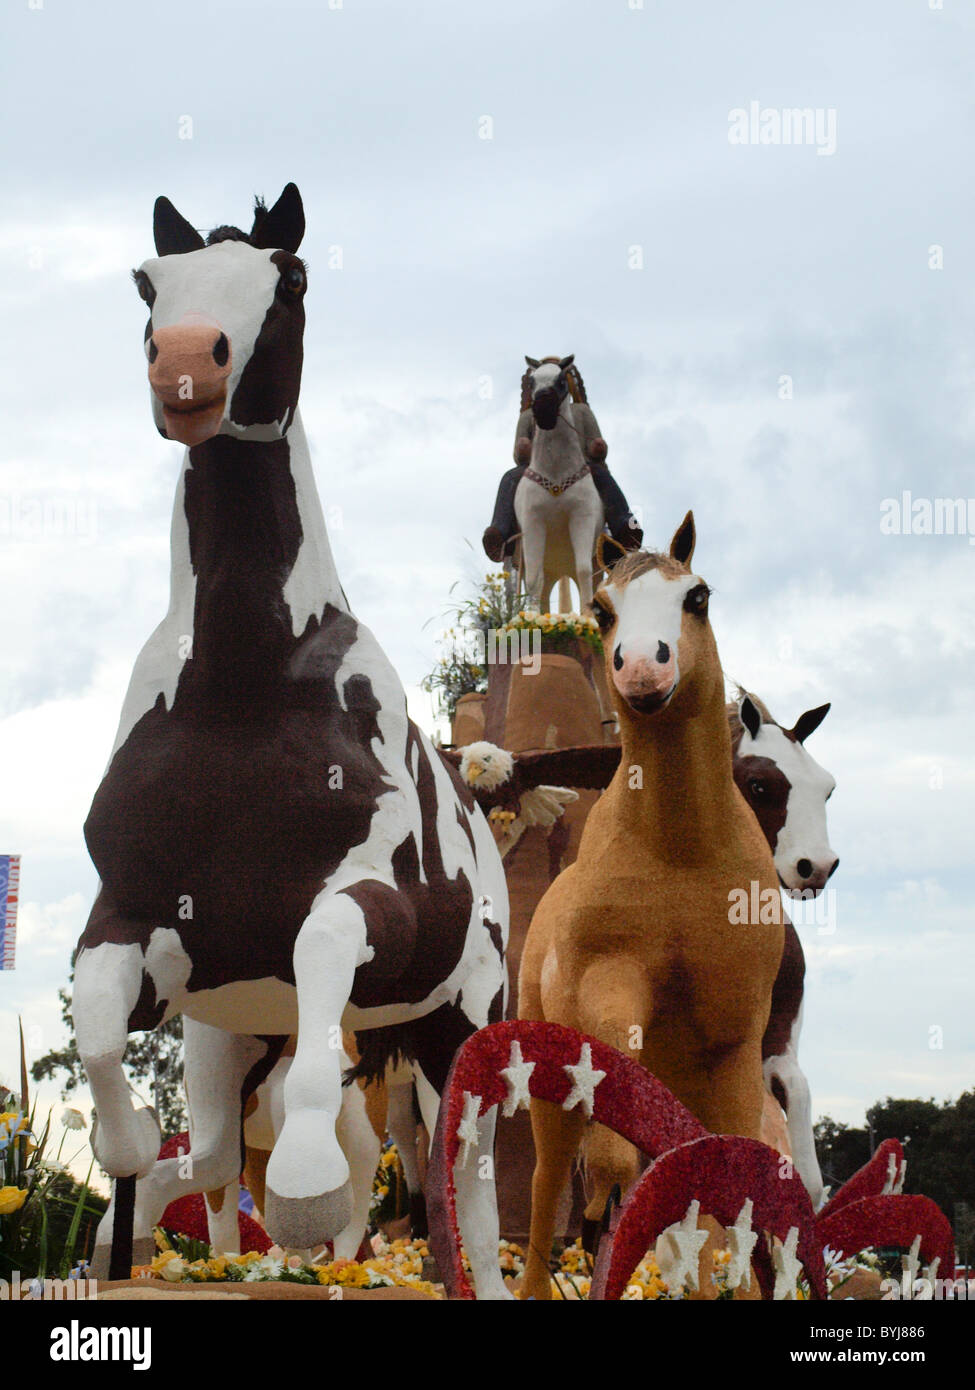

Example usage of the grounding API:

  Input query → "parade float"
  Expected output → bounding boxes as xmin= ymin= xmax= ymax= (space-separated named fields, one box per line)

xmin=2 ymin=192 xmax=961 ymax=1306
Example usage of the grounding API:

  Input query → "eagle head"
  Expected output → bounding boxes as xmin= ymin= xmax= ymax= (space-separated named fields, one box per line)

xmin=458 ymin=741 xmax=514 ymax=792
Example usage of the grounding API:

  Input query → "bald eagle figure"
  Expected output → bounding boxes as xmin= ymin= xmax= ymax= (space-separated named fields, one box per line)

xmin=439 ymin=739 xmax=629 ymax=858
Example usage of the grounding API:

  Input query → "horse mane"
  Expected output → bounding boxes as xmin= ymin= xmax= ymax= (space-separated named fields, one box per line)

xmin=602 ymin=548 xmax=688 ymax=588
xmin=205 ymin=195 xmax=269 ymax=247
xmin=519 ymin=356 xmax=589 ymax=412
xmin=726 ymin=687 xmax=778 ymax=753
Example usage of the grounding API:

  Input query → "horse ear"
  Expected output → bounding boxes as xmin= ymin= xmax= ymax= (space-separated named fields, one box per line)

xmin=153 ymin=197 xmax=205 ymax=256
xmin=739 ymin=694 xmax=763 ymax=741
xmin=792 ymin=702 xmax=830 ymax=744
xmin=595 ymin=532 xmax=627 ymax=574
xmin=669 ymin=510 xmax=696 ymax=567
xmin=559 ymin=354 xmax=575 ymax=370
xmin=252 ymin=183 xmax=305 ymax=253
xmin=525 ymin=355 xmax=541 ymax=369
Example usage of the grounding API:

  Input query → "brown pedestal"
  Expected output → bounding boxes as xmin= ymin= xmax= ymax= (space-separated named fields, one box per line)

xmin=453 ymin=643 xmax=617 ymax=1243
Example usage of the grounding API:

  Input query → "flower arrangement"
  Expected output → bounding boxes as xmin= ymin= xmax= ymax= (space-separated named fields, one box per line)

xmin=422 ymin=570 xmax=532 ymax=721
xmin=142 ymin=1233 xmax=439 ymax=1297
xmin=422 ymin=572 xmax=603 ymax=721
xmin=0 ymin=1027 xmax=105 ymax=1282
xmin=501 ymin=609 xmax=603 ymax=658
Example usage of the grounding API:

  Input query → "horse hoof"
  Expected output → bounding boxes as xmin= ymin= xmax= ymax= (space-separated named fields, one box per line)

xmin=263 ymin=1182 xmax=354 ymax=1249
xmin=91 ymin=1106 xmax=161 ymax=1181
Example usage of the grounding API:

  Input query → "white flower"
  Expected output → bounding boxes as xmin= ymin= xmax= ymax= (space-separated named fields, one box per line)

xmin=159 ymin=1257 xmax=187 ymax=1283
xmin=61 ymin=1108 xmax=87 ymax=1131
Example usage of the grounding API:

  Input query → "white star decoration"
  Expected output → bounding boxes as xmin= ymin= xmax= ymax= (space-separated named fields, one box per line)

xmin=772 ymin=1226 xmax=803 ymax=1300
xmin=724 ymin=1198 xmax=758 ymax=1291
xmin=456 ymin=1091 xmax=482 ymax=1169
xmin=561 ymin=1043 xmax=606 ymax=1118
xmin=901 ymin=1234 xmax=922 ymax=1287
xmin=656 ymin=1199 xmax=710 ymax=1293
xmin=500 ymin=1040 xmax=535 ymax=1117
xmin=882 ymin=1152 xmax=908 ymax=1195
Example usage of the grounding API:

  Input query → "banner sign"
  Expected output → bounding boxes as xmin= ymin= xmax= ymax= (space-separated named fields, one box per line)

xmin=0 ymin=855 xmax=20 ymax=970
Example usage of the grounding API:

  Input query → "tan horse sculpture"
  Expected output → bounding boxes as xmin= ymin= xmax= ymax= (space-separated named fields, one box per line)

xmin=518 ymin=514 xmax=785 ymax=1300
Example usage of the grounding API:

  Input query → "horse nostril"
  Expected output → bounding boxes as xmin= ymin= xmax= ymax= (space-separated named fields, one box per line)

xmin=613 ymin=644 xmax=623 ymax=671
xmin=827 ymin=857 xmax=840 ymax=880
xmin=212 ymin=333 xmax=229 ymax=367
xmin=796 ymin=859 xmax=813 ymax=879
xmin=656 ymin=642 xmax=670 ymax=664
xmin=147 ymin=337 xmax=158 ymax=364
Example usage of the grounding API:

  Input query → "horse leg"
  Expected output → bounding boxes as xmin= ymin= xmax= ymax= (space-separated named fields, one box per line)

xmin=263 ymin=892 xmax=371 ymax=1248
xmin=572 ymin=957 xmax=650 ymax=1240
xmin=89 ymin=1019 xmax=276 ymax=1272
xmin=74 ymin=941 xmax=164 ymax=1277
xmin=764 ymin=1018 xmax=825 ymax=1209
xmin=520 ymin=523 xmax=546 ymax=612
xmin=568 ymin=508 xmax=598 ymax=612
xmin=523 ymin=1099 xmax=589 ymax=1300
xmin=137 ymin=1022 xmax=278 ymax=1249
xmin=386 ymin=1073 xmax=426 ymax=1233
xmin=694 ymin=1039 xmax=766 ymax=1140
xmin=332 ymin=1067 xmax=381 ymax=1259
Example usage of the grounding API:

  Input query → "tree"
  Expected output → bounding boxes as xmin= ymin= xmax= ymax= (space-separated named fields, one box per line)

xmin=31 ymin=983 xmax=186 ymax=1138
xmin=814 ymin=1115 xmax=870 ymax=1191
xmin=816 ymin=1093 xmax=975 ymax=1248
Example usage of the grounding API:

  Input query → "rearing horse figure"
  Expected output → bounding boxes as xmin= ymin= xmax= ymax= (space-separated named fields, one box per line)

xmin=518 ymin=516 xmax=785 ymax=1300
xmin=73 ymin=185 xmax=510 ymax=1296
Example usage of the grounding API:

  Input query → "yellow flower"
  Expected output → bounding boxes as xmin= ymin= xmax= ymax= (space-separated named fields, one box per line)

xmin=0 ymin=1185 xmax=27 ymax=1215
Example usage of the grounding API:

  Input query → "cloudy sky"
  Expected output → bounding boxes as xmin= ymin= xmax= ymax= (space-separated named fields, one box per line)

xmin=1 ymin=0 xmax=973 ymax=1166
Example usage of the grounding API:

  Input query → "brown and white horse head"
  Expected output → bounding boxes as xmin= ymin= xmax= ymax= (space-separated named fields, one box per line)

xmin=524 ymin=354 xmax=574 ymax=430
xmin=134 ymin=184 xmax=306 ymax=448
xmin=731 ymin=693 xmax=838 ymax=896
xmin=592 ymin=512 xmax=718 ymax=719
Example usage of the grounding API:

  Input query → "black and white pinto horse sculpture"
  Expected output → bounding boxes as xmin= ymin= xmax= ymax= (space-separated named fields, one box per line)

xmin=730 ymin=691 xmax=838 ymax=1209
xmin=73 ymin=185 xmax=510 ymax=1295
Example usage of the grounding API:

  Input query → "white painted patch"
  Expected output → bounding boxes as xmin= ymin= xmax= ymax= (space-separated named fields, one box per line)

xmin=143 ymin=926 xmax=193 ymax=1014
xmin=73 ymin=941 xmax=145 ymax=1059
xmin=763 ymin=1005 xmax=825 ymax=1208
xmin=607 ymin=567 xmax=697 ymax=686
xmin=529 ymin=362 xmax=561 ymax=392
xmin=741 ymin=722 xmax=836 ymax=887
xmin=181 ymin=976 xmax=300 ymax=1035
xmin=140 ymin=241 xmax=281 ymax=439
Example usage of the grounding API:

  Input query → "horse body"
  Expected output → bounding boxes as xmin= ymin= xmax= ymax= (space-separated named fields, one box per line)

xmin=514 ymin=357 xmax=604 ymax=611
xmin=73 ymin=187 xmax=509 ymax=1295
xmin=517 ymin=517 xmax=785 ymax=1300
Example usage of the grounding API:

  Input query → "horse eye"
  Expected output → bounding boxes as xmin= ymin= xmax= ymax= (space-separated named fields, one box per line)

xmin=684 ymin=584 xmax=710 ymax=614
xmin=592 ymin=600 xmax=614 ymax=631
xmin=133 ymin=273 xmax=155 ymax=308
xmin=282 ymin=264 xmax=306 ymax=294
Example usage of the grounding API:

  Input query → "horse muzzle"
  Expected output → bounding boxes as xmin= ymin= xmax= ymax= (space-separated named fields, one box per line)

xmin=531 ymin=391 xmax=561 ymax=430
xmin=148 ymin=313 xmax=232 ymax=447
xmin=623 ymin=684 xmax=677 ymax=715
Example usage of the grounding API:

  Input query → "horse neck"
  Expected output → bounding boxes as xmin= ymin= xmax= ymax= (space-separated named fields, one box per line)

xmin=609 ymin=679 xmax=742 ymax=860
xmin=530 ymin=401 xmax=585 ymax=477
xmin=172 ymin=411 xmax=347 ymax=705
